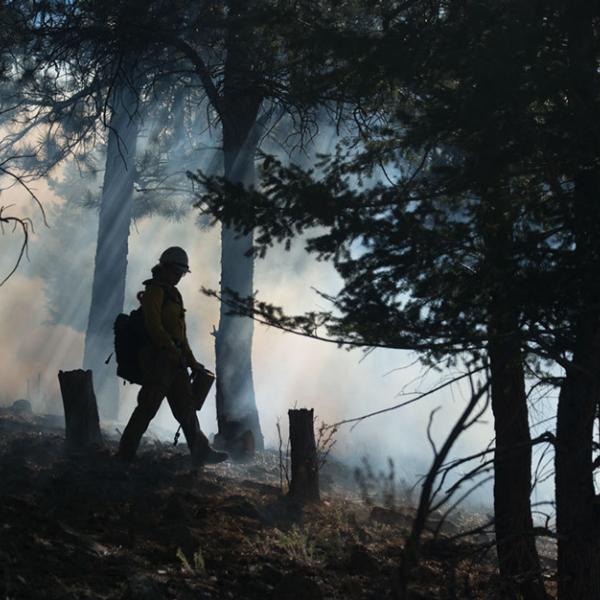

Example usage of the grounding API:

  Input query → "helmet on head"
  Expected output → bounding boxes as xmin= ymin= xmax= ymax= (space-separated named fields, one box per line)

xmin=159 ymin=246 xmax=191 ymax=273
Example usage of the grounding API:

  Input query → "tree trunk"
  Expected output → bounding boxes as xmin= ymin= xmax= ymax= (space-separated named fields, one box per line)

xmin=214 ymin=0 xmax=264 ymax=451
xmin=555 ymin=168 xmax=600 ymax=600
xmin=483 ymin=188 xmax=546 ymax=600
xmin=488 ymin=316 xmax=546 ymax=600
xmin=58 ymin=369 xmax=103 ymax=452
xmin=288 ymin=409 xmax=320 ymax=503
xmin=215 ymin=216 xmax=263 ymax=450
xmin=556 ymin=357 xmax=600 ymax=600
xmin=554 ymin=4 xmax=600 ymax=597
xmin=83 ymin=80 xmax=139 ymax=421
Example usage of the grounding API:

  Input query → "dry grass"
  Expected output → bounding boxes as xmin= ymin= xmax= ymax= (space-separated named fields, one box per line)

xmin=0 ymin=411 xmax=553 ymax=599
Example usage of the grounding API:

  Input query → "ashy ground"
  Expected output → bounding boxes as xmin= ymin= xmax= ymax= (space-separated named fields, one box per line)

xmin=0 ymin=409 xmax=550 ymax=599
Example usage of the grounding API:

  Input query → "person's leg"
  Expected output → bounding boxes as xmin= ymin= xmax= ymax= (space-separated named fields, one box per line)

xmin=117 ymin=348 xmax=170 ymax=461
xmin=117 ymin=384 xmax=165 ymax=460
xmin=167 ymin=369 xmax=227 ymax=464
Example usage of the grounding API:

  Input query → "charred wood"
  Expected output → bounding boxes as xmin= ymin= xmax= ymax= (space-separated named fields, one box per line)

xmin=288 ymin=408 xmax=320 ymax=503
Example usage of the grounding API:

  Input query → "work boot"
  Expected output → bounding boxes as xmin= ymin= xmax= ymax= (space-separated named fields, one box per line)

xmin=192 ymin=447 xmax=229 ymax=467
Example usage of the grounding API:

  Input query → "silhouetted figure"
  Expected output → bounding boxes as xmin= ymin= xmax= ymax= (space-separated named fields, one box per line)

xmin=117 ymin=247 xmax=227 ymax=466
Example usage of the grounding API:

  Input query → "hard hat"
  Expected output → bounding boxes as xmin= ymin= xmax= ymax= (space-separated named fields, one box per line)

xmin=159 ymin=246 xmax=191 ymax=273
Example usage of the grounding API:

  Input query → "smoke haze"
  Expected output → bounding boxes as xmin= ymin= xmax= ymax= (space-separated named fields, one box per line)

xmin=0 ymin=149 xmax=556 ymax=511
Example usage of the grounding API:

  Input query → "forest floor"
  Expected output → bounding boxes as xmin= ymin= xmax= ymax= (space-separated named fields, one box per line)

xmin=0 ymin=408 xmax=556 ymax=600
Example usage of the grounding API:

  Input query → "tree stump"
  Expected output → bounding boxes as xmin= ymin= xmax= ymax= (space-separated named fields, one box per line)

xmin=288 ymin=408 xmax=320 ymax=503
xmin=58 ymin=369 xmax=103 ymax=452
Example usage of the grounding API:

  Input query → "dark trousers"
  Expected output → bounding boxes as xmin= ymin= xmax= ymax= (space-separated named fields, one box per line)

xmin=118 ymin=347 xmax=210 ymax=460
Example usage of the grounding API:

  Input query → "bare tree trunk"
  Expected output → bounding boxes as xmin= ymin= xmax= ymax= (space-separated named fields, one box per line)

xmin=480 ymin=186 xmax=546 ymax=600
xmin=83 ymin=80 xmax=139 ymax=421
xmin=288 ymin=409 xmax=320 ymax=503
xmin=554 ymin=4 xmax=600 ymax=597
xmin=58 ymin=369 xmax=103 ymax=452
xmin=214 ymin=0 xmax=264 ymax=451
xmin=556 ymin=356 xmax=600 ymax=600
xmin=555 ymin=168 xmax=600 ymax=600
xmin=488 ymin=317 xmax=546 ymax=600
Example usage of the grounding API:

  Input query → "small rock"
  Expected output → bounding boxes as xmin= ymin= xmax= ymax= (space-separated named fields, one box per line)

xmin=10 ymin=399 xmax=32 ymax=415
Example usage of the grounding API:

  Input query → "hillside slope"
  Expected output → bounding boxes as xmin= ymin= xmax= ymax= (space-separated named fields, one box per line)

xmin=1 ymin=410 xmax=515 ymax=599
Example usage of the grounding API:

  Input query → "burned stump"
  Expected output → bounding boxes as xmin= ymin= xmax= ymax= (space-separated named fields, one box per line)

xmin=288 ymin=408 xmax=320 ymax=503
xmin=58 ymin=369 xmax=103 ymax=452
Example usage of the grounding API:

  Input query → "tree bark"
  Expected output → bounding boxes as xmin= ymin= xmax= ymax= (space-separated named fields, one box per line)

xmin=83 ymin=79 xmax=139 ymax=421
xmin=288 ymin=408 xmax=320 ymax=503
xmin=58 ymin=369 xmax=103 ymax=452
xmin=483 ymin=189 xmax=546 ymax=600
xmin=556 ymin=357 xmax=600 ymax=600
xmin=488 ymin=316 xmax=546 ymax=600
xmin=214 ymin=0 xmax=264 ymax=451
xmin=554 ymin=4 xmax=600 ymax=597
xmin=555 ymin=168 xmax=600 ymax=600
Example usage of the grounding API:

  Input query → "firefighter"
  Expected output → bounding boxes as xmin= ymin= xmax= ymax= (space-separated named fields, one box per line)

xmin=117 ymin=246 xmax=227 ymax=465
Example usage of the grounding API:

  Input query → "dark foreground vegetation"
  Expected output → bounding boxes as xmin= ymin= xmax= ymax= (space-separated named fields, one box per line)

xmin=0 ymin=408 xmax=555 ymax=600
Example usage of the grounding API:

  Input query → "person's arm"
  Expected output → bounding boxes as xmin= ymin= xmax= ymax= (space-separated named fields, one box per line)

xmin=141 ymin=284 xmax=179 ymax=357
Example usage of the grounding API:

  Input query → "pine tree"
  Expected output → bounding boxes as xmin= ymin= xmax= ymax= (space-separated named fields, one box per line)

xmin=197 ymin=2 xmax=589 ymax=596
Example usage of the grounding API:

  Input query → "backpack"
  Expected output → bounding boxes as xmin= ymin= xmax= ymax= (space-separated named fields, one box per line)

xmin=114 ymin=306 xmax=150 ymax=385
xmin=113 ymin=285 xmax=168 ymax=384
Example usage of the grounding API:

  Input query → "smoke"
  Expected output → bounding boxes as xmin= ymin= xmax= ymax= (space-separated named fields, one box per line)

xmin=0 ymin=178 xmax=498 ymax=493
xmin=0 ymin=121 xmax=560 ymax=511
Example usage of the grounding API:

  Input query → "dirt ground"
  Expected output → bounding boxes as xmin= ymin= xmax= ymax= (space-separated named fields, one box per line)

xmin=0 ymin=409 xmax=553 ymax=600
